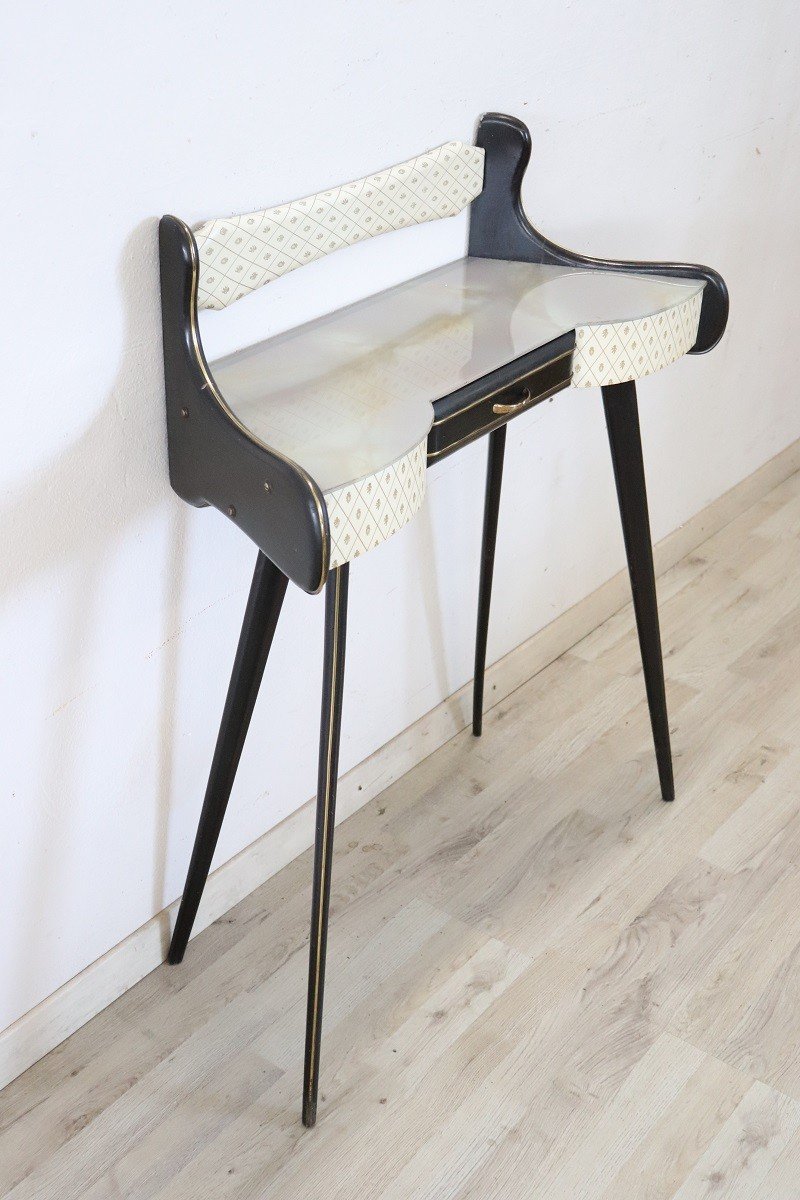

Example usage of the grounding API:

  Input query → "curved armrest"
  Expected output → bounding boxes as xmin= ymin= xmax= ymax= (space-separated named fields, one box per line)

xmin=159 ymin=216 xmax=330 ymax=594
xmin=468 ymin=113 xmax=728 ymax=355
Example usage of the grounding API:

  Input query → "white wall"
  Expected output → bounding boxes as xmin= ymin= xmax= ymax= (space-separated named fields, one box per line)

xmin=2 ymin=0 xmax=798 ymax=1039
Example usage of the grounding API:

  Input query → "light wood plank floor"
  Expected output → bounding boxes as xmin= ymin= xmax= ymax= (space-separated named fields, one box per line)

xmin=4 ymin=468 xmax=800 ymax=1199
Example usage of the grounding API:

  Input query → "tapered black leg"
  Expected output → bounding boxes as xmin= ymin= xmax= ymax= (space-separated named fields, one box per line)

xmin=303 ymin=563 xmax=349 ymax=1128
xmin=473 ymin=425 xmax=507 ymax=737
xmin=168 ymin=552 xmax=288 ymax=964
xmin=602 ymin=381 xmax=674 ymax=802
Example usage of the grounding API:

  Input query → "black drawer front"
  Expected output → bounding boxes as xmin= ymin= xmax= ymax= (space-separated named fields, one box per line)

xmin=427 ymin=337 xmax=574 ymax=463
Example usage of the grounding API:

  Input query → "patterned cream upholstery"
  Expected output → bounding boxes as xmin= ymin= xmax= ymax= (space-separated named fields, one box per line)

xmin=190 ymin=136 xmax=703 ymax=570
xmin=194 ymin=137 xmax=484 ymax=569
xmin=326 ymin=441 xmax=427 ymax=570
xmin=571 ymin=292 xmax=703 ymax=388
xmin=194 ymin=142 xmax=485 ymax=310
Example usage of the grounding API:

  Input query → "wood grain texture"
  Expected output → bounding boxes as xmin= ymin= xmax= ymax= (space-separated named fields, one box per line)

xmin=3 ymin=465 xmax=800 ymax=1198
xmin=5 ymin=440 xmax=800 ymax=1098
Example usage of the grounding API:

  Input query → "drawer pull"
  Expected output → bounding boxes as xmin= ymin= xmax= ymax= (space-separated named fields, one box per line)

xmin=493 ymin=387 xmax=532 ymax=416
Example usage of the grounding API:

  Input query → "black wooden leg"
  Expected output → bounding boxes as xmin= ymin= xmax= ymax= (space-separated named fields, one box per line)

xmin=602 ymin=381 xmax=674 ymax=802
xmin=168 ymin=552 xmax=288 ymax=964
xmin=473 ymin=424 xmax=507 ymax=737
xmin=303 ymin=563 xmax=349 ymax=1128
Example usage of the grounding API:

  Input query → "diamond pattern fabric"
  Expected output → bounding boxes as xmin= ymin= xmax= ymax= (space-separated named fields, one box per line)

xmin=325 ymin=440 xmax=427 ymax=569
xmin=571 ymin=292 xmax=703 ymax=387
xmin=194 ymin=142 xmax=485 ymax=310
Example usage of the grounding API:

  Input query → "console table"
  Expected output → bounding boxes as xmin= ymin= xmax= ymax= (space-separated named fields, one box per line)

xmin=158 ymin=112 xmax=728 ymax=1127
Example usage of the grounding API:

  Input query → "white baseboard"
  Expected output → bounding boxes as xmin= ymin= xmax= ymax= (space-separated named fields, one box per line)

xmin=2 ymin=438 xmax=799 ymax=1092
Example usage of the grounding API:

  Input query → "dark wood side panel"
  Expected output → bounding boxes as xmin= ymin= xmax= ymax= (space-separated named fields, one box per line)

xmin=468 ymin=112 xmax=729 ymax=355
xmin=159 ymin=216 xmax=329 ymax=594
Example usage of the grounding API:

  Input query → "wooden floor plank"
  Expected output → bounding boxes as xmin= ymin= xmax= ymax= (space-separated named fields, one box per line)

xmin=3 ymin=466 xmax=800 ymax=1198
xmin=668 ymin=1081 xmax=800 ymax=1199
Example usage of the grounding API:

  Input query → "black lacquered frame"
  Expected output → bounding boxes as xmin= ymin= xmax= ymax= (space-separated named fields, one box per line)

xmin=159 ymin=217 xmax=329 ymax=595
xmin=468 ymin=113 xmax=728 ymax=354
xmin=159 ymin=112 xmax=728 ymax=1128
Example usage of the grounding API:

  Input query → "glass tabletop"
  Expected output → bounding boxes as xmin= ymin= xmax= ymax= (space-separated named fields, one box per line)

xmin=209 ymin=258 xmax=704 ymax=493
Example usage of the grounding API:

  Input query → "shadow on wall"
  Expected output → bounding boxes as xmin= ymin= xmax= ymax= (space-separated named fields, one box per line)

xmin=3 ymin=219 xmax=189 ymax=1023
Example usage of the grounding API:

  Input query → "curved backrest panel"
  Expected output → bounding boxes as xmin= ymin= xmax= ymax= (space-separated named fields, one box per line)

xmin=194 ymin=141 xmax=485 ymax=309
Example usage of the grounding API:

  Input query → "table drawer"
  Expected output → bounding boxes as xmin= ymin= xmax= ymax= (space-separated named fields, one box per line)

xmin=427 ymin=337 xmax=574 ymax=463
